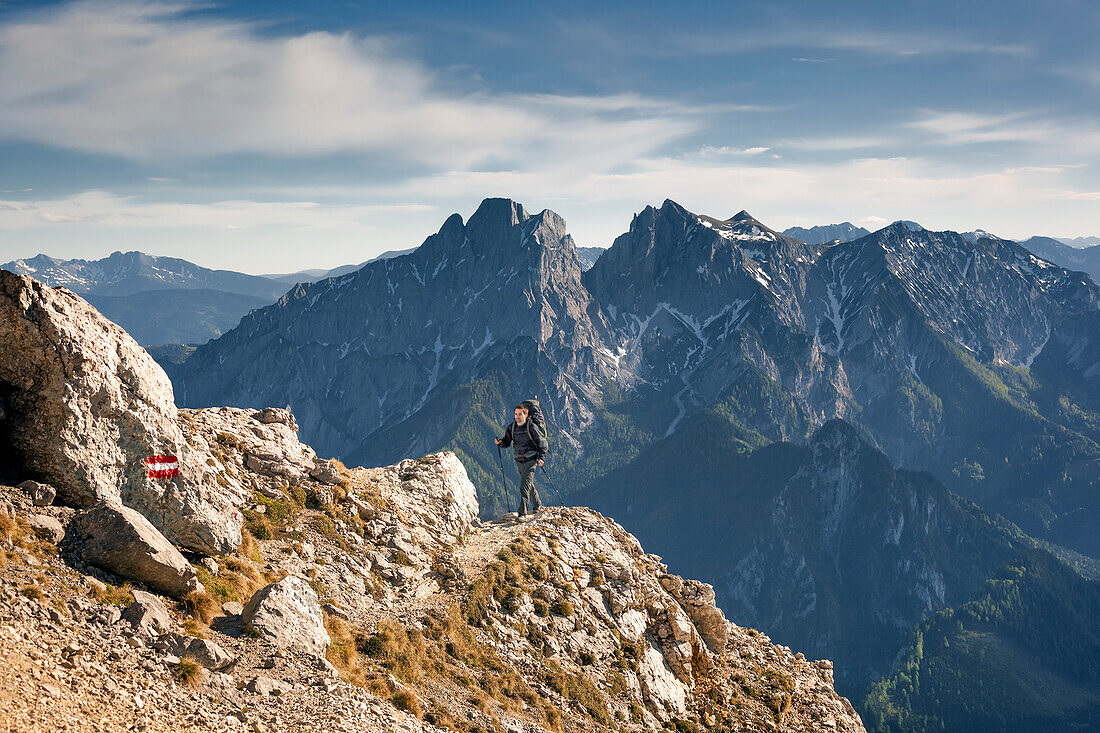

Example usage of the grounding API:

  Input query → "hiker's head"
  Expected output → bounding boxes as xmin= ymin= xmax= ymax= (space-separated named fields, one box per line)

xmin=514 ymin=404 xmax=529 ymax=424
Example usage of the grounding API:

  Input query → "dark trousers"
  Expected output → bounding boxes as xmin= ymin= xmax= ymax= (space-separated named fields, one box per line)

xmin=515 ymin=458 xmax=541 ymax=514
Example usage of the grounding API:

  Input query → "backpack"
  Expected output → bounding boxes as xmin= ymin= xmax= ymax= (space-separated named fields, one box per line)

xmin=520 ymin=398 xmax=546 ymax=435
xmin=508 ymin=398 xmax=549 ymax=450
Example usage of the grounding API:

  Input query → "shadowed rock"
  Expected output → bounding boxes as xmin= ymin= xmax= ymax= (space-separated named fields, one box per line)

xmin=69 ymin=502 xmax=201 ymax=597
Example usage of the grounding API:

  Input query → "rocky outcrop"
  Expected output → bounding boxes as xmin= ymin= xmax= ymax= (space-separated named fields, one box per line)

xmin=242 ymin=577 xmax=330 ymax=657
xmin=0 ymin=271 xmax=183 ymax=507
xmin=18 ymin=480 xmax=55 ymax=507
xmin=0 ymin=271 xmax=244 ymax=554
xmin=0 ymin=271 xmax=357 ymax=556
xmin=121 ymin=589 xmax=177 ymax=638
xmin=0 ymin=440 xmax=864 ymax=733
xmin=68 ymin=502 xmax=202 ymax=597
xmin=182 ymin=406 xmax=320 ymax=485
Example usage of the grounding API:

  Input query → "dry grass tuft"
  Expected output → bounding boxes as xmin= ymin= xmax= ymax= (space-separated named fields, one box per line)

xmin=324 ymin=604 xmax=567 ymax=731
xmin=392 ymin=688 xmax=423 ymax=718
xmin=197 ymin=547 xmax=265 ymax=607
xmin=89 ymin=582 xmax=134 ymax=606
xmin=173 ymin=657 xmax=203 ymax=687
xmin=0 ymin=511 xmax=39 ymax=566
xmin=238 ymin=528 xmax=263 ymax=564
xmin=182 ymin=590 xmax=219 ymax=625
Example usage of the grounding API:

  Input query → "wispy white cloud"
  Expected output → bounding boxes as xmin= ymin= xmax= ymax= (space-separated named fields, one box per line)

xmin=780 ymin=135 xmax=900 ymax=151
xmin=808 ymin=31 xmax=1031 ymax=59
xmin=0 ymin=1 xmax=705 ymax=166
xmin=1055 ymin=190 xmax=1100 ymax=201
xmin=0 ymin=190 xmax=435 ymax=230
xmin=906 ymin=109 xmax=1100 ymax=153
xmin=694 ymin=145 xmax=771 ymax=157
xmin=662 ymin=27 xmax=1032 ymax=60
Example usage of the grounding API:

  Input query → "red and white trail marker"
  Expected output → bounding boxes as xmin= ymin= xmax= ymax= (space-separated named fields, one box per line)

xmin=145 ymin=455 xmax=180 ymax=479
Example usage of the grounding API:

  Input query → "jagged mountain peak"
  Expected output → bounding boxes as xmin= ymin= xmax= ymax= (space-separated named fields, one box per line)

xmin=888 ymin=220 xmax=925 ymax=233
xmin=961 ymin=228 xmax=1001 ymax=244
xmin=468 ymin=196 xmax=529 ymax=227
xmin=424 ymin=198 xmax=571 ymax=260
xmin=782 ymin=222 xmax=871 ymax=246
xmin=658 ymin=198 xmax=693 ymax=216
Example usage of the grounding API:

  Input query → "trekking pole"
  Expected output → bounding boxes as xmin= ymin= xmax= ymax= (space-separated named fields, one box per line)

xmin=539 ymin=464 xmax=566 ymax=506
xmin=496 ymin=443 xmax=510 ymax=500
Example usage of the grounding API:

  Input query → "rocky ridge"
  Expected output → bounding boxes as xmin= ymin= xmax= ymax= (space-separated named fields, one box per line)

xmin=0 ymin=274 xmax=862 ymax=731
xmin=0 ymin=448 xmax=863 ymax=732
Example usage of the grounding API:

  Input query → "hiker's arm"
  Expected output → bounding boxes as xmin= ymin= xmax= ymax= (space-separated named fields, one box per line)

xmin=497 ymin=424 xmax=512 ymax=447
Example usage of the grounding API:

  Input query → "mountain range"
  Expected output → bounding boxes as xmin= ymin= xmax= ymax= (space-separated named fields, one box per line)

xmin=1 ymin=251 xmax=287 ymax=299
xmin=0 ymin=251 xmax=290 ymax=346
xmin=170 ymin=198 xmax=1100 ymax=556
xmin=1 ymin=243 xmax=611 ymax=349
xmin=1018 ymin=236 xmax=1100 ymax=287
xmin=782 ymin=222 xmax=871 ymax=245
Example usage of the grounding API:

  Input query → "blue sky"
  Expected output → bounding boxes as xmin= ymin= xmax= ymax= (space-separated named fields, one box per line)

xmin=1 ymin=0 xmax=1098 ymax=272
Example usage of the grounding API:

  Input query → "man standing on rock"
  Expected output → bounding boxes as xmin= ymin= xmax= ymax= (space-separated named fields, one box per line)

xmin=494 ymin=403 xmax=548 ymax=519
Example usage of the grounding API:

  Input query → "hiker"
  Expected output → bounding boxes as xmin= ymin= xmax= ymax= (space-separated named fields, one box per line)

xmin=494 ymin=402 xmax=548 ymax=518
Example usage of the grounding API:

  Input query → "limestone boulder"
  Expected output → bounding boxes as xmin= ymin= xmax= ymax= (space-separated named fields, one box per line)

xmin=309 ymin=457 xmax=344 ymax=485
xmin=245 ymin=675 xmax=292 ymax=696
xmin=384 ymin=453 xmax=479 ymax=546
xmin=122 ymin=589 xmax=177 ymax=638
xmin=242 ymin=577 xmax=329 ymax=657
xmin=69 ymin=502 xmax=201 ymax=597
xmin=26 ymin=514 xmax=65 ymax=544
xmin=0 ymin=271 xmax=244 ymax=554
xmin=164 ymin=633 xmax=236 ymax=670
xmin=18 ymin=480 xmax=56 ymax=507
